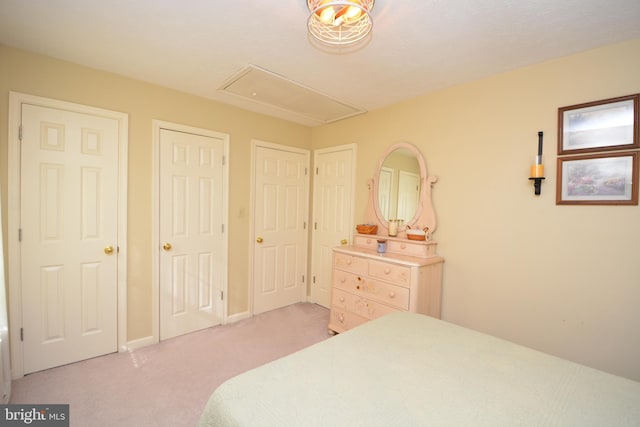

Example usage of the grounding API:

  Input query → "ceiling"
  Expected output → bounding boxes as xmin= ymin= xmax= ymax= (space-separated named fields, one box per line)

xmin=1 ymin=0 xmax=639 ymax=126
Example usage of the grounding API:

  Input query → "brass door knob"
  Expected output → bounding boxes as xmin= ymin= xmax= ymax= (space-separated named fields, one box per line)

xmin=162 ymin=243 xmax=172 ymax=251
xmin=256 ymin=237 xmax=263 ymax=243
xmin=340 ymin=239 xmax=348 ymax=245
xmin=104 ymin=246 xmax=114 ymax=255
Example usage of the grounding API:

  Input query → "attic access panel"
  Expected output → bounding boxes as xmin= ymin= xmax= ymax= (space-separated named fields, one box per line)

xmin=219 ymin=65 xmax=365 ymax=124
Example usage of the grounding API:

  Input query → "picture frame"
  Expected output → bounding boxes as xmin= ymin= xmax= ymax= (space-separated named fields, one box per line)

xmin=557 ymin=94 xmax=639 ymax=155
xmin=556 ymin=152 xmax=638 ymax=205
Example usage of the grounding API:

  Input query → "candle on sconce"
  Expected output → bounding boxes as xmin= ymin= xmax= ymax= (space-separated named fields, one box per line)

xmin=530 ymin=131 xmax=544 ymax=178
xmin=530 ymin=163 xmax=544 ymax=178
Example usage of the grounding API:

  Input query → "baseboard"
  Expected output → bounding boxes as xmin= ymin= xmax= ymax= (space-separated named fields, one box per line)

xmin=225 ymin=310 xmax=251 ymax=324
xmin=125 ymin=312 xmax=250 ymax=349
xmin=126 ymin=335 xmax=158 ymax=351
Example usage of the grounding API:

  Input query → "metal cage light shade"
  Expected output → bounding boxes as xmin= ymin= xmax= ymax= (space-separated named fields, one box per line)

xmin=307 ymin=0 xmax=375 ymax=46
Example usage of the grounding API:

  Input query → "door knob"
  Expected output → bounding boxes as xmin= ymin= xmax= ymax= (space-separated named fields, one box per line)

xmin=256 ymin=237 xmax=263 ymax=243
xmin=163 ymin=243 xmax=172 ymax=251
xmin=104 ymin=246 xmax=114 ymax=255
xmin=340 ymin=239 xmax=348 ymax=245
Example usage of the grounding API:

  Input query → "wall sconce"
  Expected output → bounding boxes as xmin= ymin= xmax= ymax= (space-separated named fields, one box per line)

xmin=529 ymin=131 xmax=545 ymax=195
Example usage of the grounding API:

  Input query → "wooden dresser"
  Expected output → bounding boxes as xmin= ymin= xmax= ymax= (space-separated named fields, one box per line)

xmin=328 ymin=234 xmax=444 ymax=334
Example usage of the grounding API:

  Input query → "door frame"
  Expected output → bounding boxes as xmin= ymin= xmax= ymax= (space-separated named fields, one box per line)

xmin=249 ymin=140 xmax=310 ymax=316
xmin=7 ymin=92 xmax=129 ymax=379
xmin=151 ymin=120 xmax=229 ymax=346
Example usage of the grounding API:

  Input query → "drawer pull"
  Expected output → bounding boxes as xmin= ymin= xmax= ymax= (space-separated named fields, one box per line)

xmin=340 ymin=277 xmax=346 ymax=283
xmin=400 ymin=243 xmax=406 ymax=249
xmin=339 ymin=297 xmax=345 ymax=302
xmin=356 ymin=285 xmax=360 ymax=290
xmin=339 ymin=314 xmax=345 ymax=322
xmin=389 ymin=291 xmax=395 ymax=298
xmin=346 ymin=259 xmax=352 ymax=265
xmin=384 ymin=268 xmax=391 ymax=275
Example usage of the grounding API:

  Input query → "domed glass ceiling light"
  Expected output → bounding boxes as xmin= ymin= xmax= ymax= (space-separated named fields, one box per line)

xmin=307 ymin=0 xmax=375 ymax=46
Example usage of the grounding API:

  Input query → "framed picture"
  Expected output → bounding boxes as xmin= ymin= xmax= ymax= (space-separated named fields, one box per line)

xmin=556 ymin=152 xmax=638 ymax=205
xmin=558 ymin=94 xmax=639 ymax=155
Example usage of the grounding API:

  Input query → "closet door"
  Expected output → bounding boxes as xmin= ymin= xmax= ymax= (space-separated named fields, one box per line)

xmin=252 ymin=142 xmax=309 ymax=315
xmin=311 ymin=144 xmax=356 ymax=308
xmin=20 ymin=104 xmax=120 ymax=374
xmin=159 ymin=128 xmax=226 ymax=340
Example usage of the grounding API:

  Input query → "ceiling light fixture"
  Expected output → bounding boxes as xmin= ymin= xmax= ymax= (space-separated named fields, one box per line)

xmin=307 ymin=0 xmax=375 ymax=46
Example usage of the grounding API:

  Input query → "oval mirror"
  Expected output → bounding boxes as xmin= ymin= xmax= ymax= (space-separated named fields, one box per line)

xmin=372 ymin=142 xmax=426 ymax=229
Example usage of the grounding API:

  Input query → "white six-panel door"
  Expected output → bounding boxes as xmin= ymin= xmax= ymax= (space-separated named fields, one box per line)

xmin=397 ymin=170 xmax=420 ymax=222
xmin=20 ymin=104 xmax=120 ymax=374
xmin=310 ymin=145 xmax=355 ymax=308
xmin=159 ymin=129 xmax=225 ymax=340
xmin=252 ymin=143 xmax=309 ymax=315
xmin=378 ymin=167 xmax=393 ymax=220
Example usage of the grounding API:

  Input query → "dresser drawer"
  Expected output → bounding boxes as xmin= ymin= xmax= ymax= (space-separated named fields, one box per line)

xmin=353 ymin=235 xmax=378 ymax=251
xmin=333 ymin=272 xmax=409 ymax=310
xmin=354 ymin=234 xmax=437 ymax=258
xmin=352 ymin=295 xmax=398 ymax=320
xmin=386 ymin=239 xmax=437 ymax=258
xmin=329 ymin=307 xmax=368 ymax=333
xmin=333 ymin=269 xmax=361 ymax=291
xmin=368 ymin=259 xmax=411 ymax=286
xmin=331 ymin=288 xmax=398 ymax=321
xmin=334 ymin=252 xmax=368 ymax=275
xmin=360 ymin=278 xmax=409 ymax=310
xmin=331 ymin=287 xmax=353 ymax=309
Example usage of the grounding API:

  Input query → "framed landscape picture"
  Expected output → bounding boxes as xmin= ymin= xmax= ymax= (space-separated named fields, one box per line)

xmin=558 ymin=94 xmax=639 ymax=155
xmin=556 ymin=152 xmax=638 ymax=205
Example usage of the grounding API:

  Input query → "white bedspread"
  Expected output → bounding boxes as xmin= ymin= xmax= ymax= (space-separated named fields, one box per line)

xmin=198 ymin=311 xmax=640 ymax=427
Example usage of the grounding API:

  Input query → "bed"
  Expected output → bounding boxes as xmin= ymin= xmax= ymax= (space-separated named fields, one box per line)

xmin=198 ymin=311 xmax=640 ymax=426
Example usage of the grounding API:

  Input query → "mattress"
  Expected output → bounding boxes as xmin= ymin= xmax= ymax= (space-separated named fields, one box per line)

xmin=198 ymin=311 xmax=640 ymax=426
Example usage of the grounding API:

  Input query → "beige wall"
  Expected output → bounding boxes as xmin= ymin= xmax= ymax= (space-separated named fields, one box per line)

xmin=311 ymin=39 xmax=640 ymax=380
xmin=0 ymin=45 xmax=312 ymax=341
xmin=2 ymin=39 xmax=639 ymax=381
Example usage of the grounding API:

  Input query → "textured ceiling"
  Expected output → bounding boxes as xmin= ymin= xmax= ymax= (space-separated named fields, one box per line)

xmin=1 ymin=0 xmax=639 ymax=126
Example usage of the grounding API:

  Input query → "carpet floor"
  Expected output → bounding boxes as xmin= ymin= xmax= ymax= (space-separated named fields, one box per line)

xmin=10 ymin=302 xmax=330 ymax=426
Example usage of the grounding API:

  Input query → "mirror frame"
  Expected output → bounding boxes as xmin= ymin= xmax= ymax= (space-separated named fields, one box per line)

xmin=366 ymin=142 xmax=438 ymax=239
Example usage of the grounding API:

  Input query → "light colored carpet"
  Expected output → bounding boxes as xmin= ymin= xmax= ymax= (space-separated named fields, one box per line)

xmin=10 ymin=302 xmax=330 ymax=426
